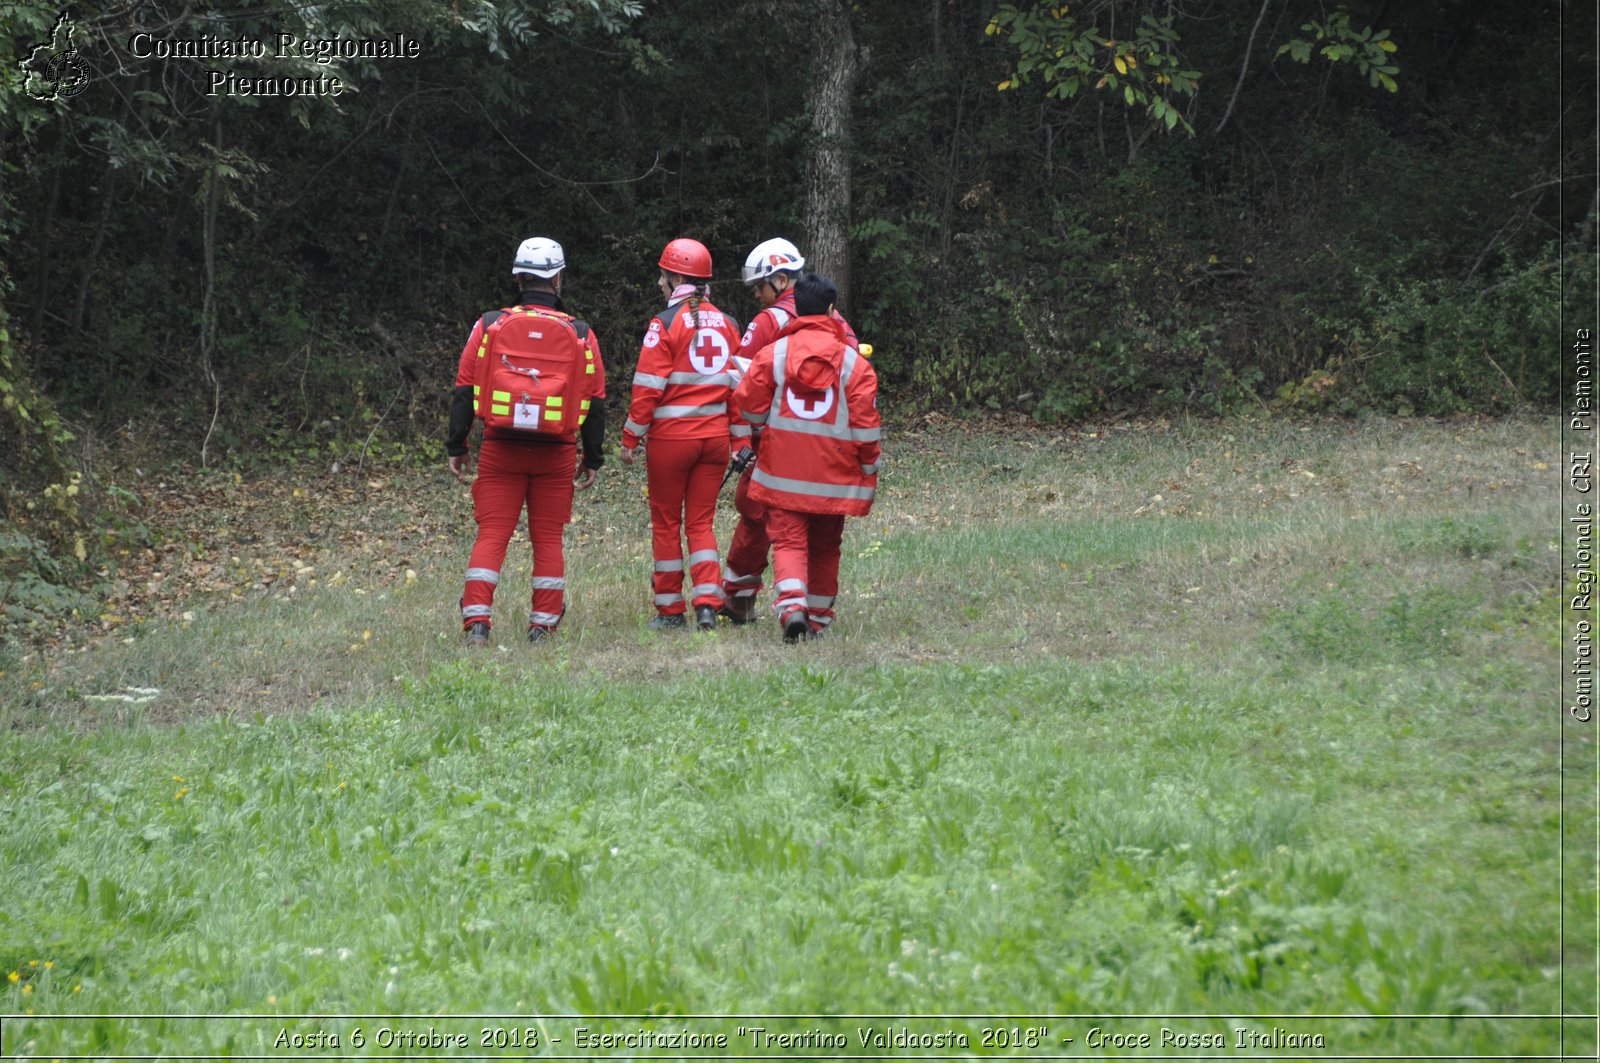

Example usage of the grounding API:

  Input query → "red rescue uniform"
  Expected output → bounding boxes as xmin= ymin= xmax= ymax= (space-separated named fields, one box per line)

xmin=449 ymin=291 xmax=606 ymax=634
xmin=722 ymin=291 xmax=858 ymax=610
xmin=732 ymin=313 xmax=880 ymax=633
xmin=623 ymin=296 xmax=743 ymax=616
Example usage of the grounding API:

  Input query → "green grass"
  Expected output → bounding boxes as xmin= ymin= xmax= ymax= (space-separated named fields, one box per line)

xmin=0 ymin=415 xmax=1589 ymax=1058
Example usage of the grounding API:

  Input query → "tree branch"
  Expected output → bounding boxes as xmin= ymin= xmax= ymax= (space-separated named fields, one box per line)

xmin=1214 ymin=0 xmax=1274 ymax=135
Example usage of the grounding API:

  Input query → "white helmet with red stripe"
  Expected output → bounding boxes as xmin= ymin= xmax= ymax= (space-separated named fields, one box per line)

xmin=741 ymin=238 xmax=806 ymax=284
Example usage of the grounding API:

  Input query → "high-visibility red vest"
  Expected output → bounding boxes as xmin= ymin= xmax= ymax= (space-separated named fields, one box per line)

xmin=623 ymin=297 xmax=742 ymax=447
xmin=731 ymin=294 xmax=858 ymax=449
xmin=733 ymin=314 xmax=881 ymax=517
xmin=736 ymin=291 xmax=862 ymax=361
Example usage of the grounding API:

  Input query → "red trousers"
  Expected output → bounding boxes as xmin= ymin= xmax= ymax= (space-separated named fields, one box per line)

xmin=765 ymin=507 xmax=844 ymax=633
xmin=461 ymin=438 xmax=575 ymax=632
xmin=721 ymin=464 xmax=770 ymax=607
xmin=645 ymin=435 xmax=728 ymax=614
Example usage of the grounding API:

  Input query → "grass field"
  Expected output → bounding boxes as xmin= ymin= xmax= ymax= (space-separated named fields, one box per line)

xmin=0 ymin=414 xmax=1591 ymax=1059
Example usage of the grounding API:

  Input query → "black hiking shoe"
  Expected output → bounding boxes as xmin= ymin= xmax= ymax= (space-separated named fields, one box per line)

xmin=648 ymin=613 xmax=687 ymax=631
xmin=781 ymin=609 xmax=810 ymax=644
xmin=464 ymin=621 xmax=490 ymax=647
xmin=527 ymin=625 xmax=555 ymax=644
xmin=696 ymin=605 xmax=718 ymax=631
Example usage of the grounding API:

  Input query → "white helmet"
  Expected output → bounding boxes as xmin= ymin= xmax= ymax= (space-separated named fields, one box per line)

xmin=741 ymin=238 xmax=805 ymax=284
xmin=512 ymin=236 xmax=565 ymax=277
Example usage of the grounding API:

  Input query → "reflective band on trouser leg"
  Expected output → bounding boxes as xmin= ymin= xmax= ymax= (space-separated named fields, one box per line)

xmin=465 ymin=445 xmax=533 ymax=629
xmin=519 ymin=439 xmax=575 ymax=632
xmin=461 ymin=567 xmax=501 ymax=626
xmin=652 ymin=435 xmax=716 ymax=614
xmin=651 ymin=554 xmax=686 ymax=615
xmin=530 ymin=574 xmax=566 ymax=630
xmin=772 ymin=577 xmax=807 ymax=620
xmin=684 ymin=438 xmax=727 ymax=609
xmin=651 ymin=553 xmax=688 ymax=614
xmin=765 ymin=505 xmax=810 ymax=619
xmin=805 ymin=513 xmax=845 ymax=633
xmin=723 ymin=564 xmax=761 ymax=599
xmin=723 ymin=466 xmax=769 ymax=605
xmin=807 ymin=593 xmax=837 ymax=630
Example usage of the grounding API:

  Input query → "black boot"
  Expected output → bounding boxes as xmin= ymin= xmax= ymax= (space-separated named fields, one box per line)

xmin=696 ymin=605 xmax=718 ymax=631
xmin=464 ymin=621 xmax=490 ymax=647
xmin=781 ymin=609 xmax=810 ymax=644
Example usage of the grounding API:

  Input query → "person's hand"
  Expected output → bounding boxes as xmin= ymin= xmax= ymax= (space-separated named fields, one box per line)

xmin=575 ymin=464 xmax=598 ymax=491
xmin=449 ymin=453 xmax=473 ymax=484
xmin=731 ymin=446 xmax=756 ymax=473
xmin=620 ymin=446 xmax=637 ymax=466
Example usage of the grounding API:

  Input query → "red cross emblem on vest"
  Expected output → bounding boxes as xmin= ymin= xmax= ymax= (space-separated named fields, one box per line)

xmin=692 ymin=327 xmax=731 ymax=375
xmin=785 ymin=386 xmax=836 ymax=420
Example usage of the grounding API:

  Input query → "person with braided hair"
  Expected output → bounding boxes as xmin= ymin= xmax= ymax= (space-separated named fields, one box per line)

xmin=620 ymin=238 xmax=743 ymax=630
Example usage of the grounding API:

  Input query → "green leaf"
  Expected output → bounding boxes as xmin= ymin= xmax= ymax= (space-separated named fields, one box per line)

xmin=1124 ymin=83 xmax=1135 ymax=106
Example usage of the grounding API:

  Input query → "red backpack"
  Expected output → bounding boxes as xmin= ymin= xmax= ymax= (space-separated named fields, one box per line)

xmin=472 ymin=305 xmax=596 ymax=435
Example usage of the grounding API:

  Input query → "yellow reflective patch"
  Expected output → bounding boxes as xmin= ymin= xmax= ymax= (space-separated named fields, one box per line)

xmin=473 ymin=385 xmax=481 ymax=395
xmin=586 ymin=365 xmax=595 ymax=374
xmin=544 ymin=409 xmax=562 ymax=421
xmin=492 ymin=390 xmax=511 ymax=402
xmin=490 ymin=404 xmax=510 ymax=416
xmin=580 ymin=399 xmax=591 ymax=410
xmin=547 ymin=396 xmax=562 ymax=407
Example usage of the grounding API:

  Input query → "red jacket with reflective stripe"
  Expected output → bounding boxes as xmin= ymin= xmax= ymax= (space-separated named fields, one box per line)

xmin=732 ymin=314 xmax=881 ymax=517
xmin=623 ymin=298 xmax=742 ymax=447
xmin=735 ymin=291 xmax=860 ymax=367
xmin=731 ymin=293 xmax=858 ymax=448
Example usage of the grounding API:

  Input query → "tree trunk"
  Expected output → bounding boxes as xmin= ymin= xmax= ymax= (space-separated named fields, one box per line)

xmin=802 ymin=0 xmax=863 ymax=312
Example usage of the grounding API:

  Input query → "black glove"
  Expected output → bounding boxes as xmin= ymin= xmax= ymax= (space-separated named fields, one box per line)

xmin=730 ymin=446 xmax=756 ymax=474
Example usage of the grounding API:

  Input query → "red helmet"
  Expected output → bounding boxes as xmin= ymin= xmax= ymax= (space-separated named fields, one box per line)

xmin=657 ymin=238 xmax=713 ymax=280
